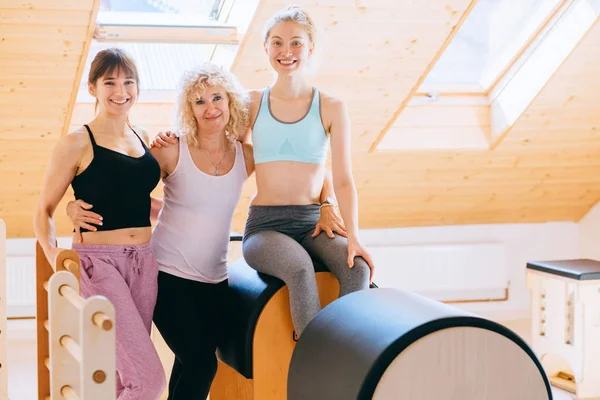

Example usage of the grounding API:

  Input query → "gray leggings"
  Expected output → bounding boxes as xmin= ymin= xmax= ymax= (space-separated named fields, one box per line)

xmin=242 ymin=205 xmax=370 ymax=336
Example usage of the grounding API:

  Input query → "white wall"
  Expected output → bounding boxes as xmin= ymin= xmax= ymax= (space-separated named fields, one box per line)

xmin=578 ymin=201 xmax=600 ymax=259
xmin=361 ymin=222 xmax=581 ymax=321
xmin=4 ymin=237 xmax=72 ymax=317
xmin=4 ymin=218 xmax=594 ymax=322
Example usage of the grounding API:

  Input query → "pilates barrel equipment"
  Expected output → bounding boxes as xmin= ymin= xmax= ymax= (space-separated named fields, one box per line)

xmin=288 ymin=288 xmax=553 ymax=400
xmin=527 ymin=259 xmax=600 ymax=399
xmin=209 ymin=255 xmax=344 ymax=400
xmin=36 ymin=244 xmax=116 ymax=400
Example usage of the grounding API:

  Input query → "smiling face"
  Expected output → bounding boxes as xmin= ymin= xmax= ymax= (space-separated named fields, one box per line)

xmin=190 ymin=84 xmax=230 ymax=136
xmin=87 ymin=48 xmax=140 ymax=116
xmin=89 ymin=68 xmax=138 ymax=116
xmin=175 ymin=64 xmax=249 ymax=148
xmin=264 ymin=21 xmax=313 ymax=76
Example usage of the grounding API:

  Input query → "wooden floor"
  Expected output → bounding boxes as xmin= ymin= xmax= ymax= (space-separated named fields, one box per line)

xmin=6 ymin=319 xmax=575 ymax=400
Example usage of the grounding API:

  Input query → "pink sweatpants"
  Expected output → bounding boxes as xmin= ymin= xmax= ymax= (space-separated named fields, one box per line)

xmin=73 ymin=242 xmax=166 ymax=400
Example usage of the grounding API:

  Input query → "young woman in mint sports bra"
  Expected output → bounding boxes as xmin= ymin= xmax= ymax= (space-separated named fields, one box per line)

xmin=240 ymin=5 xmax=375 ymax=339
xmin=152 ymin=6 xmax=375 ymax=340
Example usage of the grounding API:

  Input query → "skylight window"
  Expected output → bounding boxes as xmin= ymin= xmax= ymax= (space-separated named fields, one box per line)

xmin=77 ymin=0 xmax=259 ymax=102
xmin=94 ymin=0 xmax=239 ymax=44
xmin=489 ymin=0 xmax=600 ymax=144
xmin=419 ymin=0 xmax=564 ymax=94
xmin=76 ymin=40 xmax=233 ymax=103
xmin=98 ymin=0 xmax=223 ymax=25
xmin=376 ymin=0 xmax=597 ymax=152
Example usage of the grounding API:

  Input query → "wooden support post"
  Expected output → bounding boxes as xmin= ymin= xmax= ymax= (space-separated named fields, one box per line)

xmin=36 ymin=241 xmax=53 ymax=400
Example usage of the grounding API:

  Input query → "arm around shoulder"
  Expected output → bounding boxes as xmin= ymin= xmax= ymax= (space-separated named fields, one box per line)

xmin=150 ymin=137 xmax=179 ymax=178
xmin=241 ymin=142 xmax=255 ymax=177
xmin=239 ymin=89 xmax=264 ymax=144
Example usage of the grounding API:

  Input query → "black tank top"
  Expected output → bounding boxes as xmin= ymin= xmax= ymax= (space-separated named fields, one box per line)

xmin=71 ymin=125 xmax=161 ymax=232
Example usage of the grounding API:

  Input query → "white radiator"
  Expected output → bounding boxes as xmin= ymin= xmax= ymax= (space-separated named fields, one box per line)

xmin=6 ymin=238 xmax=40 ymax=318
xmin=369 ymin=242 xmax=509 ymax=302
xmin=6 ymin=256 xmax=36 ymax=317
xmin=5 ymin=237 xmax=72 ymax=318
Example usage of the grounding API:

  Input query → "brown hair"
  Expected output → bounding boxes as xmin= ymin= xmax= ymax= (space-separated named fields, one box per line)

xmin=88 ymin=48 xmax=140 ymax=112
xmin=263 ymin=5 xmax=317 ymax=44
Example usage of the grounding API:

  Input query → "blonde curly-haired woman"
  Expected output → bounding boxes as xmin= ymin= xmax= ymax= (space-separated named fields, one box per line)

xmin=149 ymin=63 xmax=251 ymax=400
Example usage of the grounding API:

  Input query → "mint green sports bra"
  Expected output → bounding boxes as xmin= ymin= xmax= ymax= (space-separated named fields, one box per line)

xmin=252 ymin=87 xmax=328 ymax=165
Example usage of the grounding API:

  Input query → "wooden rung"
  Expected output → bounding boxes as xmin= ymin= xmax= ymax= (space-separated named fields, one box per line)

xmin=557 ymin=371 xmax=575 ymax=380
xmin=549 ymin=373 xmax=576 ymax=394
xmin=59 ymin=284 xmax=84 ymax=310
xmin=44 ymin=320 xmax=49 ymax=331
xmin=61 ymin=385 xmax=79 ymax=400
xmin=44 ymin=357 xmax=50 ymax=370
xmin=59 ymin=335 xmax=82 ymax=363
xmin=63 ymin=259 xmax=79 ymax=275
xmin=92 ymin=312 xmax=113 ymax=331
xmin=45 ymin=396 xmax=50 ymax=400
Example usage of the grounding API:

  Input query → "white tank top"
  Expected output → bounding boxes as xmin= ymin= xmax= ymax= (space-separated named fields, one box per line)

xmin=151 ymin=138 xmax=247 ymax=283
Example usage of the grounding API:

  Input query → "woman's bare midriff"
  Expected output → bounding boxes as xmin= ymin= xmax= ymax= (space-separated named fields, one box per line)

xmin=252 ymin=162 xmax=325 ymax=205
xmin=73 ymin=227 xmax=152 ymax=245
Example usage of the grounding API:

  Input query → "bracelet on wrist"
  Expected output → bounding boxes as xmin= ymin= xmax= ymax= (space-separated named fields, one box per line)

xmin=320 ymin=203 xmax=335 ymax=209
xmin=320 ymin=196 xmax=337 ymax=208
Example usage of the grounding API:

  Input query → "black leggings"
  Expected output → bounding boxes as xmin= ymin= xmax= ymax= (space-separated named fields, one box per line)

xmin=153 ymin=271 xmax=231 ymax=400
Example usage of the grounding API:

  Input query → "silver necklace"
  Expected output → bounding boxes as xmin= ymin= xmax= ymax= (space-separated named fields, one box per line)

xmin=199 ymin=145 xmax=229 ymax=176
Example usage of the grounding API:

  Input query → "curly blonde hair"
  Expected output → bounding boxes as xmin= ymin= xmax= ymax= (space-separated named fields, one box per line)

xmin=175 ymin=63 xmax=249 ymax=146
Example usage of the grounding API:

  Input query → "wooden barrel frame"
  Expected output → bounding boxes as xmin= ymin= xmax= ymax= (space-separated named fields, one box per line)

xmin=210 ymin=270 xmax=340 ymax=400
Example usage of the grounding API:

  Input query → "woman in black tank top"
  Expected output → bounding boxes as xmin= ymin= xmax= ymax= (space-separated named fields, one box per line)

xmin=33 ymin=48 xmax=166 ymax=399
xmin=70 ymin=123 xmax=160 ymax=233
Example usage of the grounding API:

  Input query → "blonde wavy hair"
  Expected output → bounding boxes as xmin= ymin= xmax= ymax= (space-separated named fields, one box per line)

xmin=175 ymin=63 xmax=249 ymax=146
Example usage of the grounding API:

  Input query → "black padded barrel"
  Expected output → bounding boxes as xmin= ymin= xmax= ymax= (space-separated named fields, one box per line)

xmin=288 ymin=288 xmax=552 ymax=400
xmin=217 ymin=257 xmax=330 ymax=378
